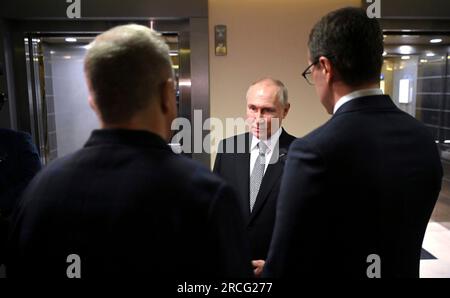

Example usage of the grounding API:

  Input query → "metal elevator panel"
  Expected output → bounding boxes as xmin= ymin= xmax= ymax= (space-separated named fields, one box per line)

xmin=11 ymin=20 xmax=193 ymax=165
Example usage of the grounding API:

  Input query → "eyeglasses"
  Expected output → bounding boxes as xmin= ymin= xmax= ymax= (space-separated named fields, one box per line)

xmin=302 ymin=61 xmax=318 ymax=86
xmin=302 ymin=56 xmax=334 ymax=85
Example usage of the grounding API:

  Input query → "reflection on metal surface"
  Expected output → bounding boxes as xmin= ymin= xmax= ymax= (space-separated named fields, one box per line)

xmin=21 ymin=24 xmax=194 ymax=164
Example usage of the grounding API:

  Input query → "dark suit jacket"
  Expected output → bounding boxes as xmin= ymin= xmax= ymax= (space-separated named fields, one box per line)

xmin=0 ymin=129 xmax=41 ymax=216
xmin=264 ymin=95 xmax=443 ymax=278
xmin=213 ymin=129 xmax=296 ymax=260
xmin=7 ymin=129 xmax=253 ymax=278
xmin=0 ymin=129 xmax=41 ymax=265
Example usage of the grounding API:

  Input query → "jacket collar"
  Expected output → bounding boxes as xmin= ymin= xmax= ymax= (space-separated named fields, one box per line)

xmin=84 ymin=129 xmax=170 ymax=151
xmin=333 ymin=95 xmax=398 ymax=117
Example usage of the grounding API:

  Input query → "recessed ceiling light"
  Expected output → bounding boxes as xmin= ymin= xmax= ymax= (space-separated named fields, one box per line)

xmin=65 ymin=37 xmax=77 ymax=43
xmin=430 ymin=38 xmax=442 ymax=43
xmin=401 ymin=56 xmax=410 ymax=60
xmin=426 ymin=52 xmax=435 ymax=57
xmin=399 ymin=45 xmax=413 ymax=54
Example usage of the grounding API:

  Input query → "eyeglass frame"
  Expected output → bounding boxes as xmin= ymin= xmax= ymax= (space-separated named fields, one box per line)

xmin=301 ymin=55 xmax=334 ymax=86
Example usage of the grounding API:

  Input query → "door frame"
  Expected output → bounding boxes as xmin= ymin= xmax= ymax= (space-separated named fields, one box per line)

xmin=3 ymin=18 xmax=210 ymax=165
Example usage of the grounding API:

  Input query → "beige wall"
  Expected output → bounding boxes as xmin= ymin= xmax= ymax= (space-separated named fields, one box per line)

xmin=208 ymin=0 xmax=360 ymax=166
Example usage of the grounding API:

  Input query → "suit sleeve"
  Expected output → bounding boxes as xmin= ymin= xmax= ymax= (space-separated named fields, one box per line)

xmin=1 ymin=132 xmax=41 ymax=216
xmin=18 ymin=132 xmax=42 ymax=187
xmin=263 ymin=138 xmax=328 ymax=278
xmin=207 ymin=181 xmax=253 ymax=278
xmin=1 ymin=132 xmax=42 ymax=265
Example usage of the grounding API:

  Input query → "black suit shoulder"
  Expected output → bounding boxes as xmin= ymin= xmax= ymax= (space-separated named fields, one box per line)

xmin=9 ymin=137 xmax=252 ymax=278
xmin=265 ymin=96 xmax=443 ymax=278
xmin=298 ymin=99 xmax=437 ymax=161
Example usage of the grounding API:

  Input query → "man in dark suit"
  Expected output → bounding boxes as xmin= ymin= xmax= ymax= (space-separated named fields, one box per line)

xmin=7 ymin=24 xmax=252 ymax=279
xmin=264 ymin=7 xmax=443 ymax=278
xmin=0 ymin=92 xmax=42 ymax=267
xmin=0 ymin=132 xmax=41 ymax=268
xmin=0 ymin=130 xmax=41 ymax=216
xmin=214 ymin=78 xmax=295 ymax=276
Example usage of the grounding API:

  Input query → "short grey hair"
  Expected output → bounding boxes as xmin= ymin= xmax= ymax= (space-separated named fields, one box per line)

xmin=84 ymin=24 xmax=173 ymax=124
xmin=246 ymin=77 xmax=289 ymax=106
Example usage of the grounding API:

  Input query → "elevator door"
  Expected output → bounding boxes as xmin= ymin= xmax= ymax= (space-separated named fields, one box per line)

xmin=24 ymin=32 xmax=185 ymax=164
xmin=383 ymin=33 xmax=450 ymax=224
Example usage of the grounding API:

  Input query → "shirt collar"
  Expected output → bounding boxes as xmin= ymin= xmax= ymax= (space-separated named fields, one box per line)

xmin=251 ymin=127 xmax=283 ymax=153
xmin=333 ymin=88 xmax=383 ymax=114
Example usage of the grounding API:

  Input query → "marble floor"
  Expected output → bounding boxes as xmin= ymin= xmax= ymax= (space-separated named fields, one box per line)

xmin=420 ymin=191 xmax=450 ymax=278
xmin=420 ymin=221 xmax=450 ymax=278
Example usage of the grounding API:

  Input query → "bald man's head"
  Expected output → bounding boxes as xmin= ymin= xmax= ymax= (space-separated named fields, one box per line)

xmin=246 ymin=78 xmax=290 ymax=139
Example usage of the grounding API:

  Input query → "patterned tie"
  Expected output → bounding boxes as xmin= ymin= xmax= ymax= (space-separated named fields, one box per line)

xmin=250 ymin=142 xmax=268 ymax=212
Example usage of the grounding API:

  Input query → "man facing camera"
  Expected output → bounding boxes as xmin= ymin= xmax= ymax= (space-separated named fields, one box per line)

xmin=264 ymin=7 xmax=442 ymax=278
xmin=8 ymin=24 xmax=252 ymax=278
xmin=214 ymin=78 xmax=295 ymax=276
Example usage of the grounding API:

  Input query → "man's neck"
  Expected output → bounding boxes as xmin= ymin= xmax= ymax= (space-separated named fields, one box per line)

xmin=101 ymin=114 xmax=168 ymax=141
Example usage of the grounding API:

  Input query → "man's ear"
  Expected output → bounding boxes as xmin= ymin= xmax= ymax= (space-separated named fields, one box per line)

xmin=283 ymin=102 xmax=290 ymax=118
xmin=88 ymin=95 xmax=99 ymax=116
xmin=160 ymin=78 xmax=176 ymax=114
xmin=319 ymin=56 xmax=334 ymax=84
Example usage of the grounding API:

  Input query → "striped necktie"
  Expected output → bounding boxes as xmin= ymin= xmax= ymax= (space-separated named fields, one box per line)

xmin=250 ymin=142 xmax=268 ymax=212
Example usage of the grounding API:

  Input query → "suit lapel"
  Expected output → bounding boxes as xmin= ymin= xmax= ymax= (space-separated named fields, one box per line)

xmin=233 ymin=133 xmax=251 ymax=219
xmin=236 ymin=150 xmax=251 ymax=219
xmin=248 ymin=159 xmax=284 ymax=223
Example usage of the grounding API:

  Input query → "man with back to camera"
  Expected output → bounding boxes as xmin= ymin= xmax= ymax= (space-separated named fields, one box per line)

xmin=214 ymin=78 xmax=296 ymax=277
xmin=7 ymin=24 xmax=253 ymax=278
xmin=264 ymin=7 xmax=443 ymax=278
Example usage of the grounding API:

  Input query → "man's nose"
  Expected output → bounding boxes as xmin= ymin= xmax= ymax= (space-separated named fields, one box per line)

xmin=255 ymin=115 xmax=265 ymax=126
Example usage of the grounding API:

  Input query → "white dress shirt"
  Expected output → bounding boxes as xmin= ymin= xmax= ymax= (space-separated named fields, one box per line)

xmin=333 ymin=88 xmax=384 ymax=114
xmin=250 ymin=128 xmax=282 ymax=175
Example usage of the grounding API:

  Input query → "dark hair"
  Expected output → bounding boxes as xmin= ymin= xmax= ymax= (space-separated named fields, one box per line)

xmin=308 ymin=7 xmax=383 ymax=86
